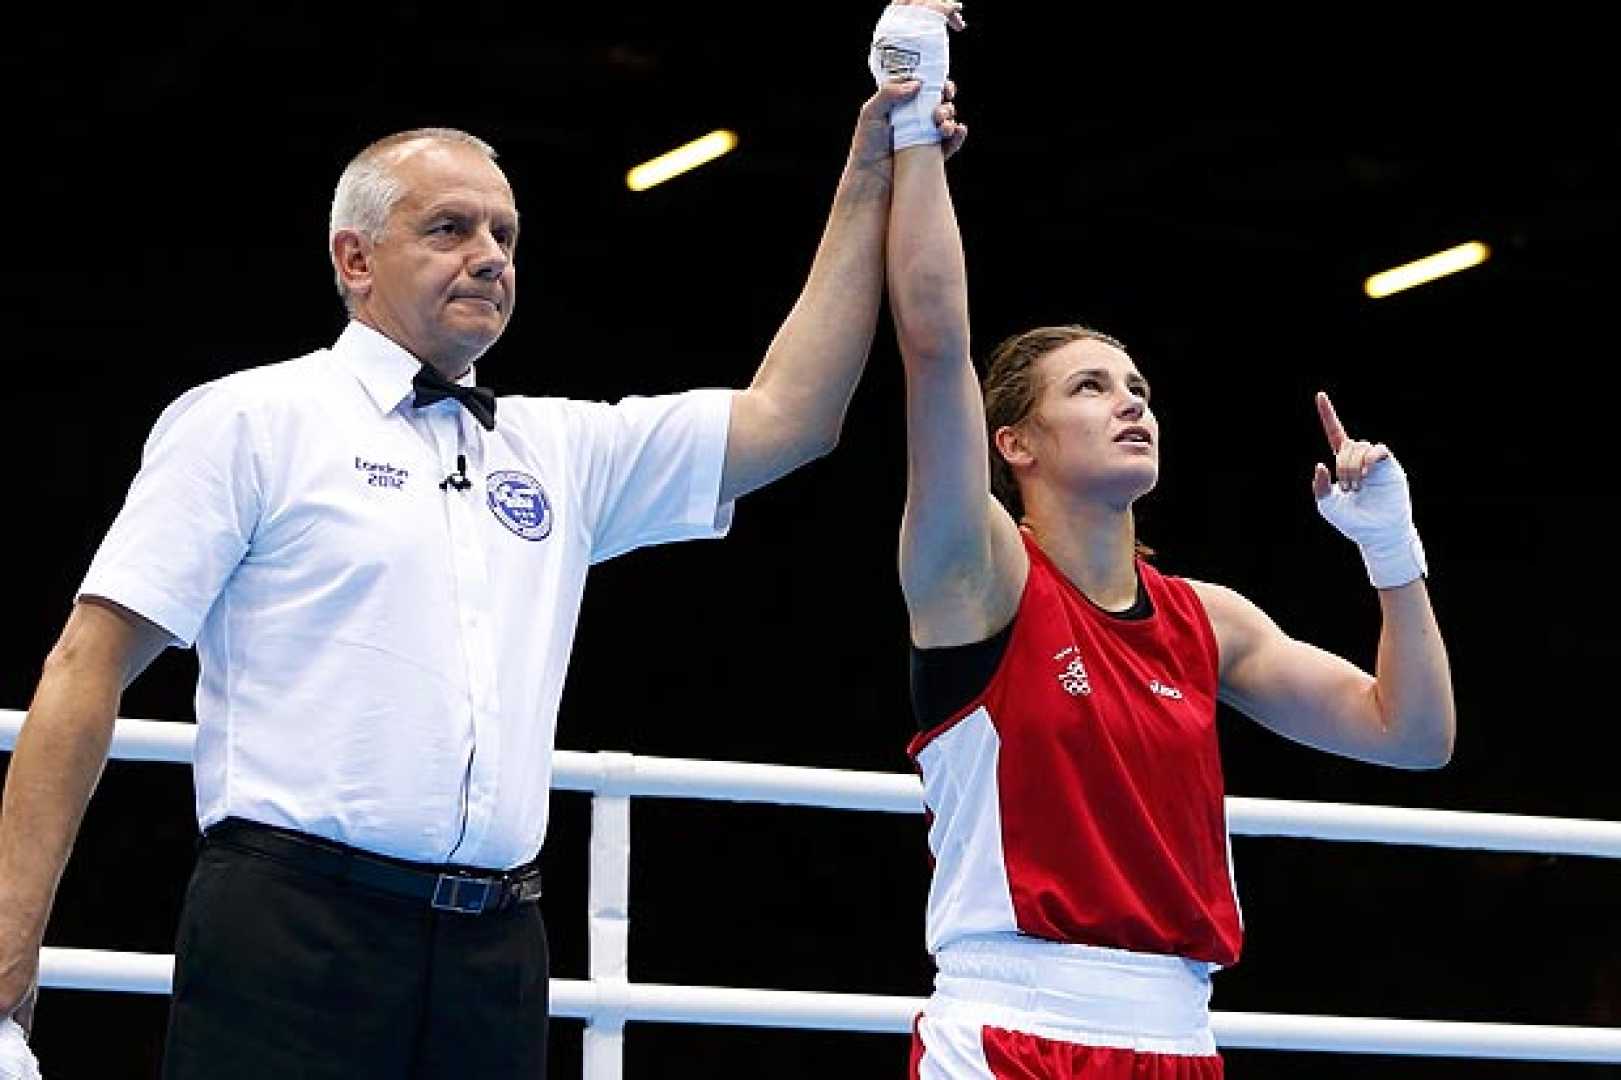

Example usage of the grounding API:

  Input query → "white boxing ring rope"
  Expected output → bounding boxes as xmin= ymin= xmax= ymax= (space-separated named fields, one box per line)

xmin=6 ymin=711 xmax=1621 ymax=1073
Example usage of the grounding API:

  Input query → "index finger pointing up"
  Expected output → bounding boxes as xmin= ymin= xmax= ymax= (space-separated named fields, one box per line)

xmin=1316 ymin=390 xmax=1349 ymax=452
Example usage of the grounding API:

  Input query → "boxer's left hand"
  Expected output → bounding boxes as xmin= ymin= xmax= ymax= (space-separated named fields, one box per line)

xmin=1312 ymin=391 xmax=1427 ymax=589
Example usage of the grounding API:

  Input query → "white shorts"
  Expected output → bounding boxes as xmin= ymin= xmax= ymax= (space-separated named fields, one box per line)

xmin=910 ymin=935 xmax=1223 ymax=1079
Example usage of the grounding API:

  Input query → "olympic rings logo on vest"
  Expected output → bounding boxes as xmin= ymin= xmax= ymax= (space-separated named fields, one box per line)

xmin=1051 ymin=645 xmax=1092 ymax=697
xmin=486 ymin=470 xmax=553 ymax=541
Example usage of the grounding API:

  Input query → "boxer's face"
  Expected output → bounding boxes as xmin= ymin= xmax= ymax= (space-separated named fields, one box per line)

xmin=351 ymin=140 xmax=519 ymax=374
xmin=1006 ymin=338 xmax=1158 ymax=509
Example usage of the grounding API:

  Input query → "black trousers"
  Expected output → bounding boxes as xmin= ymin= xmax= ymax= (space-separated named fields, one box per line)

xmin=161 ymin=831 xmax=549 ymax=1079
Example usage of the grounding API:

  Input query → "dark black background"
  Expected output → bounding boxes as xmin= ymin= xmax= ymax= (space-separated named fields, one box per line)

xmin=6 ymin=4 xmax=1620 ymax=1077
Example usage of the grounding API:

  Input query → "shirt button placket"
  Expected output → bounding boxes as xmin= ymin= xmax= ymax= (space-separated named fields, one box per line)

xmin=449 ymin=412 xmax=500 ymax=858
xmin=428 ymin=410 xmax=481 ymax=854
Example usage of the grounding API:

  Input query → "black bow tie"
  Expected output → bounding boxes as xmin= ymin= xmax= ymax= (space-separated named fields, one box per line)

xmin=412 ymin=365 xmax=497 ymax=431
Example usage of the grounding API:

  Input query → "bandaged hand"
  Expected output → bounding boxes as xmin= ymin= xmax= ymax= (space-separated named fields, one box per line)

xmin=868 ymin=3 xmax=959 ymax=150
xmin=0 ymin=1018 xmax=41 ymax=1080
xmin=1312 ymin=391 xmax=1427 ymax=589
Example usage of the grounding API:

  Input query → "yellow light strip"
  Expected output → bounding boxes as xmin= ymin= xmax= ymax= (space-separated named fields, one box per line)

xmin=1364 ymin=241 xmax=1491 ymax=299
xmin=626 ymin=130 xmax=739 ymax=192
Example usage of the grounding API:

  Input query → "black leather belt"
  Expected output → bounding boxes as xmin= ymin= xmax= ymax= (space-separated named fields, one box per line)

xmin=204 ymin=818 xmax=543 ymax=915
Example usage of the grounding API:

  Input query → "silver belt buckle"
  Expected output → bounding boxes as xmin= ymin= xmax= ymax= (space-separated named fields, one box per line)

xmin=432 ymin=873 xmax=495 ymax=914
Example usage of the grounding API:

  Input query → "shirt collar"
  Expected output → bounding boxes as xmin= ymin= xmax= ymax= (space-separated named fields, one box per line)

xmin=330 ymin=320 xmax=481 ymax=419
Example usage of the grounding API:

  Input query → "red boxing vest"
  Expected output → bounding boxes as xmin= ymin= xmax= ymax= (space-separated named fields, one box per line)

xmin=908 ymin=532 xmax=1243 ymax=966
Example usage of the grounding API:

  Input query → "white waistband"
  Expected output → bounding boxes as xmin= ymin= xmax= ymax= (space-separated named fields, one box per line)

xmin=927 ymin=934 xmax=1217 ymax=1056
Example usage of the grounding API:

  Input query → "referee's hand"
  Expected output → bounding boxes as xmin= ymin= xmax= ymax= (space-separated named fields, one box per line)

xmin=0 ymin=1011 xmax=41 ymax=1080
xmin=0 ymin=980 xmax=33 ymax=1039
xmin=10 ymin=986 xmax=32 ymax=1039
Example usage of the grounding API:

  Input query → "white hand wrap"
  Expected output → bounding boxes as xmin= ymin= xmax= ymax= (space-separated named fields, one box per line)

xmin=0 ymin=1019 xmax=40 ymax=1080
xmin=1315 ymin=453 xmax=1428 ymax=589
xmin=868 ymin=5 xmax=950 ymax=150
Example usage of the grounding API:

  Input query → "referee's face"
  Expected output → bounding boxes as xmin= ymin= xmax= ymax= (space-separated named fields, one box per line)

xmin=362 ymin=140 xmax=519 ymax=375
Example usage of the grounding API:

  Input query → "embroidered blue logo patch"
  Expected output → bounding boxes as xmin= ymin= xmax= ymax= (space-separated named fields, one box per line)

xmin=486 ymin=470 xmax=552 ymax=541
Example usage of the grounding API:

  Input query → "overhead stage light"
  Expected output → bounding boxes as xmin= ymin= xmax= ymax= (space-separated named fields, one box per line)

xmin=1364 ymin=241 xmax=1491 ymax=299
xmin=627 ymin=130 xmax=739 ymax=192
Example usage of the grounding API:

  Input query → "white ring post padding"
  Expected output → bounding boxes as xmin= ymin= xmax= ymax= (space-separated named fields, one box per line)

xmin=584 ymin=777 xmax=633 ymax=1080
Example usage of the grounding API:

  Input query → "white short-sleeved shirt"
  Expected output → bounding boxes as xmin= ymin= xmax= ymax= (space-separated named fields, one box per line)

xmin=80 ymin=321 xmax=735 ymax=868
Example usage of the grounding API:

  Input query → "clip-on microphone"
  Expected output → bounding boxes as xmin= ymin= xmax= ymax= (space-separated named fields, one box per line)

xmin=440 ymin=454 xmax=473 ymax=492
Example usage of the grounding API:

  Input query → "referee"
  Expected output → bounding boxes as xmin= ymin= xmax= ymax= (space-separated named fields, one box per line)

xmin=0 ymin=71 xmax=948 ymax=1079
